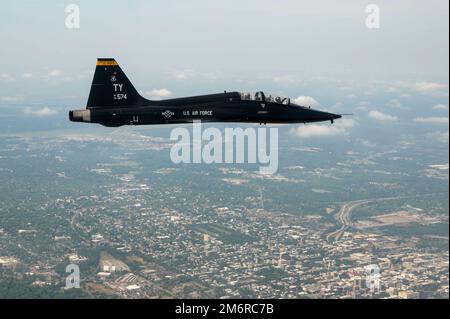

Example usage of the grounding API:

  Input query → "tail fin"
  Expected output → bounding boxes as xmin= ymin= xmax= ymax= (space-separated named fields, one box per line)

xmin=86 ymin=58 xmax=144 ymax=109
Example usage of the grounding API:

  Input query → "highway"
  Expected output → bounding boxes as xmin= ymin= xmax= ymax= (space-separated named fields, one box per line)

xmin=326 ymin=200 xmax=370 ymax=242
xmin=325 ymin=192 xmax=447 ymax=242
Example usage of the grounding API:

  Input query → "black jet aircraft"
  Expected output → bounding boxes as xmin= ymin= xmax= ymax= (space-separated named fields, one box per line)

xmin=69 ymin=58 xmax=342 ymax=127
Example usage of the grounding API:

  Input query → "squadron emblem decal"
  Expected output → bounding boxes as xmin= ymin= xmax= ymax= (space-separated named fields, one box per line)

xmin=162 ymin=110 xmax=174 ymax=118
xmin=110 ymin=72 xmax=117 ymax=82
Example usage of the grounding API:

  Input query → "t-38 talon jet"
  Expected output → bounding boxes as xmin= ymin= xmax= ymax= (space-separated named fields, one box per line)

xmin=69 ymin=58 xmax=342 ymax=127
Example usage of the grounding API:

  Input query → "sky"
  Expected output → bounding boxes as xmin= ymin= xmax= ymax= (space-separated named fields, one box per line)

xmin=0 ymin=0 xmax=448 ymax=141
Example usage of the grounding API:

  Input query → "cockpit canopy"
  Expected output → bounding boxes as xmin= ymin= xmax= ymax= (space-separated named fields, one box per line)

xmin=239 ymin=91 xmax=291 ymax=105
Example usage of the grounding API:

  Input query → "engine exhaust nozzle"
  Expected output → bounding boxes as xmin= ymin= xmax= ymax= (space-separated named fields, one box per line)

xmin=69 ymin=109 xmax=91 ymax=123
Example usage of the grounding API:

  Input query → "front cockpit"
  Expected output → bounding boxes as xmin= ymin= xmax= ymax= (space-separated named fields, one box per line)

xmin=238 ymin=91 xmax=291 ymax=105
xmin=237 ymin=90 xmax=342 ymax=124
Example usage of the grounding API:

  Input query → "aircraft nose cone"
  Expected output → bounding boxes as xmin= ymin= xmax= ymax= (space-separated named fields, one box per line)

xmin=318 ymin=111 xmax=341 ymax=120
xmin=327 ymin=112 xmax=341 ymax=124
xmin=332 ymin=113 xmax=342 ymax=119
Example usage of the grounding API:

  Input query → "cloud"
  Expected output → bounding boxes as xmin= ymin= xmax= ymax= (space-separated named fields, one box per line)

xmin=357 ymin=138 xmax=376 ymax=147
xmin=356 ymin=101 xmax=371 ymax=111
xmin=198 ymin=72 xmax=217 ymax=81
xmin=330 ymin=102 xmax=344 ymax=109
xmin=292 ymin=96 xmax=320 ymax=107
xmin=48 ymin=69 xmax=62 ymax=77
xmin=272 ymin=75 xmax=296 ymax=83
xmin=432 ymin=104 xmax=449 ymax=111
xmin=386 ymin=99 xmax=402 ymax=108
xmin=414 ymin=117 xmax=449 ymax=125
xmin=1 ymin=96 xmax=22 ymax=102
xmin=173 ymin=70 xmax=217 ymax=81
xmin=427 ymin=131 xmax=449 ymax=144
xmin=368 ymin=110 xmax=398 ymax=122
xmin=175 ymin=73 xmax=187 ymax=80
xmin=145 ymin=88 xmax=172 ymax=100
xmin=0 ymin=73 xmax=14 ymax=82
xmin=23 ymin=107 xmax=57 ymax=117
xmin=290 ymin=118 xmax=356 ymax=138
xmin=22 ymin=73 xmax=33 ymax=79
xmin=414 ymin=82 xmax=448 ymax=94
xmin=386 ymin=87 xmax=398 ymax=93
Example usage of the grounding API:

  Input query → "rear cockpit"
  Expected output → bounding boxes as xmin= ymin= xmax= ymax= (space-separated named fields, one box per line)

xmin=239 ymin=91 xmax=291 ymax=105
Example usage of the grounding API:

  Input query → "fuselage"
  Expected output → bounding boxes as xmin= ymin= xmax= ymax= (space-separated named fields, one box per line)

xmin=70 ymin=91 xmax=341 ymax=127
xmin=69 ymin=58 xmax=342 ymax=127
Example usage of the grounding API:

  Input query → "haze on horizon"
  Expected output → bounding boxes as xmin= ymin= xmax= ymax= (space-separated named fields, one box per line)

xmin=0 ymin=0 xmax=448 ymax=140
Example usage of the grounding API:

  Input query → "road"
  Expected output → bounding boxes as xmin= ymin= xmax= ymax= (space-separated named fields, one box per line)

xmin=326 ymin=200 xmax=370 ymax=242
xmin=325 ymin=192 xmax=447 ymax=242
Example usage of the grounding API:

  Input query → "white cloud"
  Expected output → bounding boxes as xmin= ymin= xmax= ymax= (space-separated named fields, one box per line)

xmin=357 ymin=138 xmax=376 ymax=147
xmin=356 ymin=101 xmax=370 ymax=111
xmin=22 ymin=73 xmax=33 ymax=79
xmin=359 ymin=101 xmax=371 ymax=107
xmin=0 ymin=73 xmax=14 ymax=82
xmin=172 ymin=69 xmax=217 ymax=81
xmin=1 ymin=96 xmax=22 ymax=102
xmin=414 ymin=82 xmax=448 ymax=94
xmin=145 ymin=88 xmax=172 ymax=100
xmin=330 ymin=102 xmax=344 ymax=109
xmin=292 ymin=96 xmax=320 ymax=107
xmin=386 ymin=87 xmax=398 ymax=93
xmin=48 ymin=69 xmax=62 ymax=77
xmin=199 ymin=72 xmax=217 ymax=81
xmin=290 ymin=118 xmax=356 ymax=138
xmin=427 ymin=131 xmax=449 ymax=144
xmin=432 ymin=104 xmax=449 ymax=111
xmin=368 ymin=110 xmax=398 ymax=122
xmin=414 ymin=117 xmax=449 ymax=125
xmin=272 ymin=75 xmax=296 ymax=83
xmin=23 ymin=107 xmax=57 ymax=117
xmin=386 ymin=99 xmax=402 ymax=108
xmin=175 ymin=73 xmax=187 ymax=80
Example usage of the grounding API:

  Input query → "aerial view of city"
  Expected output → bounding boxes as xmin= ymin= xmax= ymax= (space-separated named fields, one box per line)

xmin=0 ymin=0 xmax=448 ymax=304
